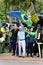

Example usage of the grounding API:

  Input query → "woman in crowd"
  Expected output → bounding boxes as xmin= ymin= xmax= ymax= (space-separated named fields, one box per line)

xmin=26 ymin=27 xmax=35 ymax=57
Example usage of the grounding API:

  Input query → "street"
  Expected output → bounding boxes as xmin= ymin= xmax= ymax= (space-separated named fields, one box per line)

xmin=0 ymin=60 xmax=43 ymax=65
xmin=0 ymin=53 xmax=43 ymax=65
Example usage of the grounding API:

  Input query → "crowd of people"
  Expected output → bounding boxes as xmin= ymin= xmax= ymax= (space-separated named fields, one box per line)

xmin=0 ymin=22 xmax=43 ymax=58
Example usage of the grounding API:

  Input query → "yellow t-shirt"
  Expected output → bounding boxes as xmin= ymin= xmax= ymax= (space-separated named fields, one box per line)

xmin=1 ymin=27 xmax=6 ymax=39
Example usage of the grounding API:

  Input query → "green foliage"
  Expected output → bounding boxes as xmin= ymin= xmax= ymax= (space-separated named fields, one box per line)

xmin=0 ymin=0 xmax=43 ymax=20
xmin=0 ymin=12 xmax=6 ymax=20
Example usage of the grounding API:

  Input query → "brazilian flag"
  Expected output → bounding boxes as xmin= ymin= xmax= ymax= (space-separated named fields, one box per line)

xmin=5 ymin=9 xmax=33 ymax=26
xmin=20 ymin=10 xmax=33 ymax=26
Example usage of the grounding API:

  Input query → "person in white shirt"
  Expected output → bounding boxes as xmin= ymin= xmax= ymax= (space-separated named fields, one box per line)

xmin=17 ymin=26 xmax=26 ymax=57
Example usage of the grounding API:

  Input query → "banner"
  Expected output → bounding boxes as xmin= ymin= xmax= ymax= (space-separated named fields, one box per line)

xmin=28 ymin=2 xmax=40 ymax=23
xmin=31 ymin=13 xmax=40 ymax=23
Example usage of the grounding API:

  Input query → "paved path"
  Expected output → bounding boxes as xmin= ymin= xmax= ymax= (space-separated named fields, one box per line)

xmin=0 ymin=60 xmax=43 ymax=65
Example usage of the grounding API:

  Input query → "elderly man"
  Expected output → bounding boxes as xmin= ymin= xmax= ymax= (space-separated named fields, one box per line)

xmin=17 ymin=26 xmax=26 ymax=57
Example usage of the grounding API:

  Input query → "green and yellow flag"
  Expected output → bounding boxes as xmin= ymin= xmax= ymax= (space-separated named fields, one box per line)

xmin=28 ymin=3 xmax=40 ymax=23
xmin=31 ymin=13 xmax=39 ymax=23
xmin=20 ymin=10 xmax=33 ymax=26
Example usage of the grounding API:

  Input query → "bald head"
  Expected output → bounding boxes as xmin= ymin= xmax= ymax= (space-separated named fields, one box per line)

xmin=19 ymin=26 xmax=23 ymax=31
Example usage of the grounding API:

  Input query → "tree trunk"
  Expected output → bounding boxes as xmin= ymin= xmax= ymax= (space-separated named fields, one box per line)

xmin=9 ymin=0 xmax=13 ymax=22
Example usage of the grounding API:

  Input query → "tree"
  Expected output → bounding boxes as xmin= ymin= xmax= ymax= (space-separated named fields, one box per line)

xmin=0 ymin=0 xmax=43 ymax=21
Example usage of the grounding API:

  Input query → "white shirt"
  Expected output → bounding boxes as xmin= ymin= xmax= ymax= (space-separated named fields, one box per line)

xmin=18 ymin=30 xmax=25 ymax=40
